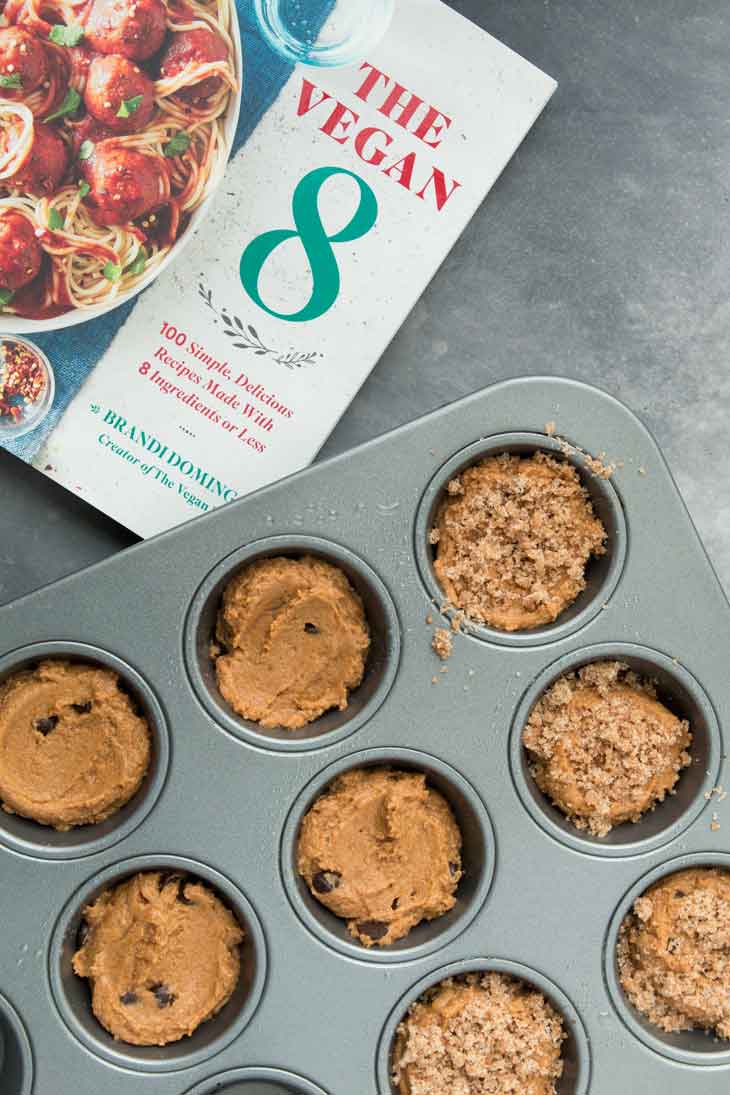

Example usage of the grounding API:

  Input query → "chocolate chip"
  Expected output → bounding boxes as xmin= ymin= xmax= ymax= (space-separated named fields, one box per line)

xmin=391 ymin=898 xmax=399 ymax=910
xmin=312 ymin=870 xmax=341 ymax=894
xmin=674 ymin=890 xmax=686 ymax=898
xmin=34 ymin=715 xmax=58 ymax=734
xmin=304 ymin=622 xmax=319 ymax=634
xmin=119 ymin=991 xmax=138 ymax=1005
xmin=358 ymin=920 xmax=388 ymax=941
xmin=72 ymin=701 xmax=92 ymax=714
xmin=150 ymin=982 xmax=176 ymax=1008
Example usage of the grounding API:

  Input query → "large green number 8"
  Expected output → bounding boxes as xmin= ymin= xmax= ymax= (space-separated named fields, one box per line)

xmin=239 ymin=166 xmax=378 ymax=323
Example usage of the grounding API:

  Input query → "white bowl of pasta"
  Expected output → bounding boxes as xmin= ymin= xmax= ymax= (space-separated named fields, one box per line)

xmin=0 ymin=0 xmax=241 ymax=332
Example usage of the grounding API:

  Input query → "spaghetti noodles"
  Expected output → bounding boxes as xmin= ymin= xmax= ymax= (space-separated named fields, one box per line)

xmin=0 ymin=0 xmax=238 ymax=318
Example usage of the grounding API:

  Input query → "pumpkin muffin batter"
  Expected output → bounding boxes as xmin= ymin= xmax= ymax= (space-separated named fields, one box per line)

xmin=618 ymin=867 xmax=730 ymax=1039
xmin=523 ymin=661 xmax=691 ymax=837
xmin=0 ymin=659 xmax=150 ymax=830
xmin=73 ymin=871 xmax=243 ymax=1046
xmin=213 ymin=555 xmax=370 ymax=730
xmin=431 ymin=451 xmax=606 ymax=631
xmin=297 ymin=767 xmax=462 ymax=947
xmin=392 ymin=971 xmax=566 ymax=1095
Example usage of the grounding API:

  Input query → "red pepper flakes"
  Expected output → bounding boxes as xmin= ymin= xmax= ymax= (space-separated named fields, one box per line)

xmin=0 ymin=340 xmax=46 ymax=422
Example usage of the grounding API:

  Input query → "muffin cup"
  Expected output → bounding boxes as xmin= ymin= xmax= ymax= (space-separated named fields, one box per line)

xmin=604 ymin=851 xmax=730 ymax=1066
xmin=509 ymin=644 xmax=723 ymax=857
xmin=280 ymin=747 xmax=495 ymax=964
xmin=376 ymin=957 xmax=591 ymax=1095
xmin=0 ymin=642 xmax=169 ymax=860
xmin=0 ymin=992 xmax=32 ymax=1095
xmin=414 ymin=432 xmax=627 ymax=647
xmin=183 ymin=1066 xmax=329 ymax=1094
xmin=184 ymin=536 xmax=401 ymax=752
xmin=48 ymin=854 xmax=267 ymax=1073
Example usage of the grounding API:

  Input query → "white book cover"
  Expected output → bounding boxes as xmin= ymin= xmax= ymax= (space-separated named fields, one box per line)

xmin=6 ymin=0 xmax=556 ymax=536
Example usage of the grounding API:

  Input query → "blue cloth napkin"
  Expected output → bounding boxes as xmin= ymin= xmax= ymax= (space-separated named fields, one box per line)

xmin=4 ymin=0 xmax=331 ymax=461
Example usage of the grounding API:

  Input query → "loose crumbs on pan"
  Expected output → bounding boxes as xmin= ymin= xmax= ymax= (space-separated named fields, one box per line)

xmin=431 ymin=628 xmax=453 ymax=660
xmin=431 ymin=452 xmax=607 ymax=632
xmin=392 ymin=971 xmax=566 ymax=1095
xmin=618 ymin=867 xmax=730 ymax=1040
xmin=523 ymin=661 xmax=691 ymax=837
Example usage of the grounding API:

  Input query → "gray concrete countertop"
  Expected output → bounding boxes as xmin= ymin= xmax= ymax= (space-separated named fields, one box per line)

xmin=2 ymin=0 xmax=728 ymax=605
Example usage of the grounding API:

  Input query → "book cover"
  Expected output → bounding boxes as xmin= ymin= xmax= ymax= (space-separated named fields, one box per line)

xmin=1 ymin=0 xmax=556 ymax=536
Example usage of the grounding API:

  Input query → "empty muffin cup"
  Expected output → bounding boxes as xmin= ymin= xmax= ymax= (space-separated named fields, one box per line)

xmin=0 ymin=992 xmax=32 ymax=1095
xmin=49 ymin=854 xmax=267 ymax=1073
xmin=183 ymin=1066 xmax=329 ymax=1094
xmin=510 ymin=644 xmax=722 ymax=857
xmin=377 ymin=958 xmax=590 ymax=1095
xmin=0 ymin=642 xmax=169 ymax=860
xmin=281 ymin=747 xmax=495 ymax=963
xmin=414 ymin=433 xmax=626 ymax=647
xmin=185 ymin=536 xmax=400 ymax=751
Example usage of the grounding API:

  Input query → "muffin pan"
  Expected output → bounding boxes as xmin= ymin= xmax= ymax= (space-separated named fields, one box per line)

xmin=0 ymin=375 xmax=728 ymax=1095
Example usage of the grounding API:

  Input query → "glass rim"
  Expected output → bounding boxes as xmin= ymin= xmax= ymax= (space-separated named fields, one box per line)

xmin=253 ymin=0 xmax=395 ymax=67
xmin=0 ymin=334 xmax=55 ymax=439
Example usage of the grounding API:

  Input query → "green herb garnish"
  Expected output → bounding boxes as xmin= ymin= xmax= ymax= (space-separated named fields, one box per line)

xmin=78 ymin=180 xmax=90 ymax=198
xmin=103 ymin=262 xmax=122 ymax=283
xmin=0 ymin=74 xmax=22 ymax=89
xmin=45 ymin=87 xmax=81 ymax=123
xmin=125 ymin=248 xmax=147 ymax=276
xmin=78 ymin=140 xmax=94 ymax=161
xmin=49 ymin=24 xmax=84 ymax=46
xmin=47 ymin=208 xmax=64 ymax=231
xmin=0 ymin=288 xmax=14 ymax=309
xmin=163 ymin=131 xmax=190 ymax=157
xmin=117 ymin=94 xmax=142 ymax=119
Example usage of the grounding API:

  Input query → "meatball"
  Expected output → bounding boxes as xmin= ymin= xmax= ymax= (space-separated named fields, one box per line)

xmin=4 ymin=121 xmax=67 ymax=196
xmin=0 ymin=26 xmax=48 ymax=93
xmin=0 ymin=212 xmax=42 ymax=290
xmin=82 ymin=141 xmax=168 ymax=225
xmin=67 ymin=114 xmax=115 ymax=156
xmin=160 ymin=27 xmax=227 ymax=104
xmin=84 ymin=55 xmax=155 ymax=133
xmin=83 ymin=0 xmax=167 ymax=62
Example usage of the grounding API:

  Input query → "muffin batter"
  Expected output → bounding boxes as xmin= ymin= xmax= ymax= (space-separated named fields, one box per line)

xmin=73 ymin=871 xmax=243 ymax=1046
xmin=432 ymin=451 xmax=606 ymax=631
xmin=213 ymin=555 xmax=370 ymax=730
xmin=0 ymin=659 xmax=150 ymax=830
xmin=297 ymin=767 xmax=462 ymax=947
xmin=523 ymin=661 xmax=691 ymax=836
xmin=392 ymin=972 xmax=566 ymax=1095
xmin=618 ymin=867 xmax=730 ymax=1039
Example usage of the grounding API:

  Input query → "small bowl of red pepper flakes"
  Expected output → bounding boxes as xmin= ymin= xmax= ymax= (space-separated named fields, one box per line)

xmin=0 ymin=337 xmax=55 ymax=439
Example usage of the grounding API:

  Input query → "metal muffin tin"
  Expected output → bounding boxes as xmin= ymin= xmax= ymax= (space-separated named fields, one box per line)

xmin=0 ymin=376 xmax=728 ymax=1095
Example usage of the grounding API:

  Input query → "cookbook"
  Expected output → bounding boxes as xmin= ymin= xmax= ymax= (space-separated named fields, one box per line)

xmin=0 ymin=0 xmax=556 ymax=536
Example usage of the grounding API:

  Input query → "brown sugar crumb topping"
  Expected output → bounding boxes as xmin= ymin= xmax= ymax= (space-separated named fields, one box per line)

xmin=431 ymin=628 xmax=452 ymax=660
xmin=392 ymin=971 xmax=566 ymax=1095
xmin=432 ymin=451 xmax=606 ymax=632
xmin=523 ymin=661 xmax=691 ymax=837
xmin=618 ymin=867 xmax=730 ymax=1040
